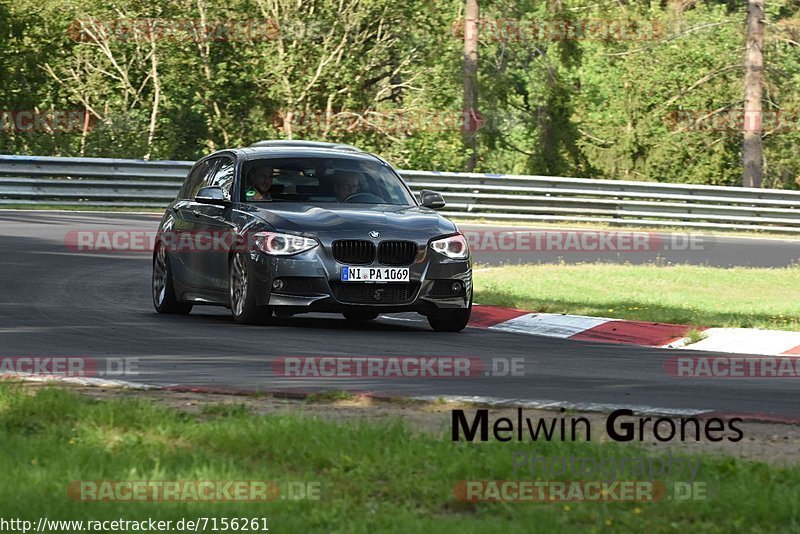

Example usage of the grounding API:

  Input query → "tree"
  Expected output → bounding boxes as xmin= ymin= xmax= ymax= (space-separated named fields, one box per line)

xmin=743 ymin=0 xmax=765 ymax=188
xmin=462 ymin=0 xmax=479 ymax=171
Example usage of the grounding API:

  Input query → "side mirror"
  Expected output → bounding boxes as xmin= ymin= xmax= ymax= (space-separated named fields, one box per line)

xmin=196 ymin=186 xmax=228 ymax=206
xmin=420 ymin=189 xmax=446 ymax=209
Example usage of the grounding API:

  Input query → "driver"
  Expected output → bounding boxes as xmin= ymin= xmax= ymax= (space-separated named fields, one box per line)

xmin=334 ymin=172 xmax=360 ymax=202
xmin=246 ymin=166 xmax=274 ymax=201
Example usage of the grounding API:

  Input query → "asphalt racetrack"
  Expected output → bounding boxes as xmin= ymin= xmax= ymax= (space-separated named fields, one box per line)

xmin=1 ymin=210 xmax=798 ymax=419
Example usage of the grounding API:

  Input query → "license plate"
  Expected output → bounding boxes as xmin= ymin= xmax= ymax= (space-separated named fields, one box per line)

xmin=341 ymin=266 xmax=409 ymax=282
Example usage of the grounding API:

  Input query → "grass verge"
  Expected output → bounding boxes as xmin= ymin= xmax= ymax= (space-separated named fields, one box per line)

xmin=2 ymin=384 xmax=799 ymax=532
xmin=474 ymin=263 xmax=800 ymax=331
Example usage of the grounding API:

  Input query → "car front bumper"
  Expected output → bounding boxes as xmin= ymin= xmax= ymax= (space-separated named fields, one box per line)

xmin=248 ymin=245 xmax=472 ymax=315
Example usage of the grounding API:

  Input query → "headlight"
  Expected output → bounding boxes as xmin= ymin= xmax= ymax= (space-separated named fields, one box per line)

xmin=430 ymin=234 xmax=469 ymax=259
xmin=253 ymin=231 xmax=317 ymax=256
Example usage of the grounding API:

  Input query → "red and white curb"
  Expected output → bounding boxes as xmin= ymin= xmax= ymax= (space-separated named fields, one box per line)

xmin=468 ymin=305 xmax=800 ymax=356
xmin=470 ymin=306 xmax=690 ymax=348
xmin=681 ymin=328 xmax=800 ymax=356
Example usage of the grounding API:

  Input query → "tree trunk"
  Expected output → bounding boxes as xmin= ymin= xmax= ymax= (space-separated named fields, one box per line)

xmin=743 ymin=0 xmax=764 ymax=188
xmin=462 ymin=0 xmax=479 ymax=172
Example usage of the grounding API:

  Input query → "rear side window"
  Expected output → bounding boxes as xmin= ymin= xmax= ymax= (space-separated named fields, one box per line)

xmin=180 ymin=158 xmax=219 ymax=199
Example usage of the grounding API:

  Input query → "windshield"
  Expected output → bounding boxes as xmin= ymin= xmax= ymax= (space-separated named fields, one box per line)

xmin=241 ymin=156 xmax=416 ymax=206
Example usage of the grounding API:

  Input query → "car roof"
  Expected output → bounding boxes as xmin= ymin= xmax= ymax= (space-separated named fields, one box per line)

xmin=238 ymin=145 xmax=383 ymax=163
xmin=249 ymin=140 xmax=363 ymax=152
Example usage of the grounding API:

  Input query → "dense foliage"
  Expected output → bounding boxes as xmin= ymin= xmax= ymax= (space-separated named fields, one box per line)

xmin=1 ymin=0 xmax=799 ymax=187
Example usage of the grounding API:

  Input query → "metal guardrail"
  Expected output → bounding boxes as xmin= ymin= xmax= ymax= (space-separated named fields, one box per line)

xmin=2 ymin=154 xmax=800 ymax=233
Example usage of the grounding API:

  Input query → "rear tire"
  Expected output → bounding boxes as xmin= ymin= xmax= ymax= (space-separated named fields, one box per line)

xmin=427 ymin=302 xmax=472 ymax=332
xmin=229 ymin=252 xmax=271 ymax=325
xmin=152 ymin=243 xmax=193 ymax=315
xmin=343 ymin=311 xmax=380 ymax=321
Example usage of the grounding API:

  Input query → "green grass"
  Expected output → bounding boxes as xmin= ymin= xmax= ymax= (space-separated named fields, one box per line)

xmin=685 ymin=329 xmax=709 ymax=344
xmin=305 ymin=390 xmax=356 ymax=402
xmin=474 ymin=263 xmax=800 ymax=331
xmin=2 ymin=384 xmax=799 ymax=532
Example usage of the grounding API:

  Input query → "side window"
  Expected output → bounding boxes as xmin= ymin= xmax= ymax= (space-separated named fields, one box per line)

xmin=208 ymin=158 xmax=235 ymax=200
xmin=180 ymin=158 xmax=219 ymax=200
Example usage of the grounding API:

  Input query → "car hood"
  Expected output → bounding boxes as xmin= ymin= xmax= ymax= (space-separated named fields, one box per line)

xmin=242 ymin=203 xmax=457 ymax=241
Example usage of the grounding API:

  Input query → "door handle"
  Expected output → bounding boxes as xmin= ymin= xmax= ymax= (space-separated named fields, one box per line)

xmin=191 ymin=210 xmax=201 ymax=217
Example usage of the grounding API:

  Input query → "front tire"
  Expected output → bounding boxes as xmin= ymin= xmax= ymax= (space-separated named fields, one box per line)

xmin=427 ymin=301 xmax=472 ymax=332
xmin=152 ymin=243 xmax=193 ymax=315
xmin=229 ymin=252 xmax=271 ymax=325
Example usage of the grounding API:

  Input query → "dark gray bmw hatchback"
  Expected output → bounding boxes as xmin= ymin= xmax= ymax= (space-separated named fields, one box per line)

xmin=152 ymin=141 xmax=473 ymax=331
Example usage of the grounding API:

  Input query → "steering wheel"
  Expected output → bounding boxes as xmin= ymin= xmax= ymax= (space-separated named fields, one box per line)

xmin=343 ymin=192 xmax=384 ymax=203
